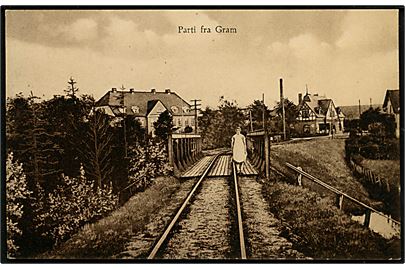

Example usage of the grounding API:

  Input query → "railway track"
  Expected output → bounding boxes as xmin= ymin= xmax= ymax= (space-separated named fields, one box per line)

xmin=147 ymin=153 xmax=248 ymax=259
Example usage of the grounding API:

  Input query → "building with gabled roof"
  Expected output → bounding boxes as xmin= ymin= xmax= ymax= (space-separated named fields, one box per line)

xmin=382 ymin=89 xmax=400 ymax=138
xmin=94 ymin=87 xmax=195 ymax=136
xmin=294 ymin=91 xmax=345 ymax=135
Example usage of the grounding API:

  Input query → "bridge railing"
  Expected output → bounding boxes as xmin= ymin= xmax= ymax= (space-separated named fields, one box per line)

xmin=168 ymin=133 xmax=203 ymax=176
xmin=286 ymin=162 xmax=400 ymax=233
xmin=246 ymin=131 xmax=270 ymax=179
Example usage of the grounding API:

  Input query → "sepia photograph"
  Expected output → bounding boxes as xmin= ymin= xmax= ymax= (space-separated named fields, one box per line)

xmin=1 ymin=6 xmax=403 ymax=262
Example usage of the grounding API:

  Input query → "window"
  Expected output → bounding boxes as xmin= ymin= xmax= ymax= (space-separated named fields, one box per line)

xmin=302 ymin=109 xmax=310 ymax=119
xmin=171 ymin=106 xmax=178 ymax=113
xmin=131 ymin=106 xmax=140 ymax=113
xmin=185 ymin=119 xmax=189 ymax=126
xmin=178 ymin=118 xmax=182 ymax=127
xmin=191 ymin=118 xmax=195 ymax=126
xmin=182 ymin=106 xmax=189 ymax=113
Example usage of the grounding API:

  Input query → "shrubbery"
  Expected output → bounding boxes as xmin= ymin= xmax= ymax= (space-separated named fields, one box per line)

xmin=262 ymin=182 xmax=400 ymax=259
xmin=128 ymin=141 xmax=172 ymax=191
xmin=6 ymin=153 xmax=31 ymax=258
xmin=35 ymin=166 xmax=118 ymax=246
xmin=345 ymin=134 xmax=400 ymax=160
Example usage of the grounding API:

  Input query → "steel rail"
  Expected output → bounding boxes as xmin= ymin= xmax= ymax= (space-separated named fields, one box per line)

xmin=147 ymin=153 xmax=221 ymax=259
xmin=232 ymin=162 xmax=247 ymax=259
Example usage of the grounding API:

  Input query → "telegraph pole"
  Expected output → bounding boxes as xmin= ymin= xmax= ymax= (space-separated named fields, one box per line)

xmin=262 ymin=93 xmax=265 ymax=131
xmin=280 ymin=78 xmax=286 ymax=140
xmin=358 ymin=99 xmax=361 ymax=116
xmin=249 ymin=109 xmax=254 ymax=132
xmin=190 ymin=99 xmax=201 ymax=134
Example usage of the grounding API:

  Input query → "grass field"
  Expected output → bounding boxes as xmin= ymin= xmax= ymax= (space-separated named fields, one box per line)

xmin=270 ymin=138 xmax=373 ymax=205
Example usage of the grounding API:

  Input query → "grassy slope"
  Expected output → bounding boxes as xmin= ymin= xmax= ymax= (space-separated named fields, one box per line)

xmin=270 ymin=138 xmax=372 ymax=204
xmin=39 ymin=176 xmax=182 ymax=259
xmin=360 ymin=159 xmax=400 ymax=188
xmin=262 ymin=181 xmax=401 ymax=260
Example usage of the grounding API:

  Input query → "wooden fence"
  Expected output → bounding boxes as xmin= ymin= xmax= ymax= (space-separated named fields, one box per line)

xmin=246 ymin=131 xmax=270 ymax=179
xmin=347 ymin=157 xmax=397 ymax=195
xmin=286 ymin=162 xmax=400 ymax=232
xmin=168 ymin=133 xmax=203 ymax=176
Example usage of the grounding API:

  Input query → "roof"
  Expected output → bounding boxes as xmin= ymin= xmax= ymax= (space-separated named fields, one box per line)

xmin=339 ymin=104 xmax=382 ymax=119
xmin=383 ymin=89 xmax=400 ymax=114
xmin=95 ymin=89 xmax=193 ymax=116
xmin=298 ymin=93 xmax=333 ymax=117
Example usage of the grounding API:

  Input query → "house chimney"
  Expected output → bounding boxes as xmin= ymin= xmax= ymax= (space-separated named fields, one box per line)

xmin=151 ymin=88 xmax=156 ymax=94
xmin=129 ymin=88 xmax=134 ymax=93
xmin=298 ymin=93 xmax=302 ymax=104
xmin=165 ymin=88 xmax=171 ymax=94
xmin=112 ymin=87 xmax=117 ymax=92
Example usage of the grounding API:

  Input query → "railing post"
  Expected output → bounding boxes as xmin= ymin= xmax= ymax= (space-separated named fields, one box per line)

xmin=336 ymin=194 xmax=344 ymax=210
xmin=168 ymin=134 xmax=174 ymax=167
xmin=364 ymin=209 xmax=371 ymax=227
xmin=297 ymin=166 xmax=302 ymax=186
xmin=264 ymin=132 xmax=270 ymax=180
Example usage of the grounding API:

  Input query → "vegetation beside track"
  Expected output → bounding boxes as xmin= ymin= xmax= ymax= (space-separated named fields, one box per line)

xmin=39 ymin=176 xmax=181 ymax=259
xmin=270 ymin=138 xmax=373 ymax=206
xmin=262 ymin=179 xmax=401 ymax=260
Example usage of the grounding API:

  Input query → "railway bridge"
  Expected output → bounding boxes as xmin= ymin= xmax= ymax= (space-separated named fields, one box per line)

xmin=118 ymin=132 xmax=399 ymax=260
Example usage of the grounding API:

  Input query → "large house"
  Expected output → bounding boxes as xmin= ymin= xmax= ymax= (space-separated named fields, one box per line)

xmin=294 ymin=91 xmax=345 ymax=135
xmin=382 ymin=89 xmax=400 ymax=138
xmin=94 ymin=88 xmax=195 ymax=136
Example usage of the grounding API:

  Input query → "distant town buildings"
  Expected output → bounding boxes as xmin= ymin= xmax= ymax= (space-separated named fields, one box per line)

xmin=339 ymin=104 xmax=381 ymax=120
xmin=383 ymin=89 xmax=400 ymax=138
xmin=94 ymin=88 xmax=195 ymax=136
xmin=294 ymin=91 xmax=345 ymax=135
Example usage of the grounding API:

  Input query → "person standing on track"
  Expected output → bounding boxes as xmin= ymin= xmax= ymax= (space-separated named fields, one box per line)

xmin=231 ymin=127 xmax=247 ymax=173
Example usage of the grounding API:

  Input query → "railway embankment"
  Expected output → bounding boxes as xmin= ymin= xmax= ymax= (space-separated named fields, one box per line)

xmin=264 ymin=138 xmax=401 ymax=260
xmin=270 ymin=138 xmax=376 ymax=209
xmin=39 ymin=175 xmax=193 ymax=259
xmin=262 ymin=177 xmax=401 ymax=260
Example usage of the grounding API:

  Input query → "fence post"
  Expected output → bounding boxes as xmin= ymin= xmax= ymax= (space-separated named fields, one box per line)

xmin=336 ymin=194 xmax=344 ymax=210
xmin=364 ymin=209 xmax=371 ymax=227
xmin=264 ymin=132 xmax=270 ymax=180
xmin=297 ymin=167 xmax=302 ymax=186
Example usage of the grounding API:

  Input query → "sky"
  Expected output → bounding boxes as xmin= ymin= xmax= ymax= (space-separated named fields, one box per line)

xmin=5 ymin=9 xmax=400 ymax=108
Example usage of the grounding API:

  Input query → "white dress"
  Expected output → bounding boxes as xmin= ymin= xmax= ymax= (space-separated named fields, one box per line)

xmin=232 ymin=134 xmax=247 ymax=163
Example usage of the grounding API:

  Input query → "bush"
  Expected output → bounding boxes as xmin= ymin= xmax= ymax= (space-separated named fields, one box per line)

xmin=6 ymin=152 xmax=31 ymax=258
xmin=36 ymin=166 xmax=118 ymax=246
xmin=128 ymin=141 xmax=172 ymax=191
xmin=262 ymin=182 xmax=400 ymax=259
xmin=346 ymin=135 xmax=400 ymax=160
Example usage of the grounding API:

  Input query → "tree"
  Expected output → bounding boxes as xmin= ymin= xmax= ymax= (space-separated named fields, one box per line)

xmin=80 ymin=111 xmax=114 ymax=189
xmin=273 ymin=98 xmax=298 ymax=137
xmin=64 ymin=77 xmax=79 ymax=98
xmin=154 ymin=110 xmax=173 ymax=142
xmin=199 ymin=106 xmax=221 ymax=149
xmin=217 ymin=97 xmax=246 ymax=147
xmin=41 ymin=94 xmax=94 ymax=178
xmin=360 ymin=107 xmax=395 ymax=137
xmin=6 ymin=93 xmax=63 ymax=192
xmin=247 ymin=99 xmax=271 ymax=131
xmin=6 ymin=152 xmax=31 ymax=258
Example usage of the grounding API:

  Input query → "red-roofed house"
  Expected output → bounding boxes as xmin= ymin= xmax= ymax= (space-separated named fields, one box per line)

xmin=294 ymin=91 xmax=345 ymax=135
xmin=94 ymin=88 xmax=195 ymax=136
xmin=383 ymin=89 xmax=400 ymax=138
